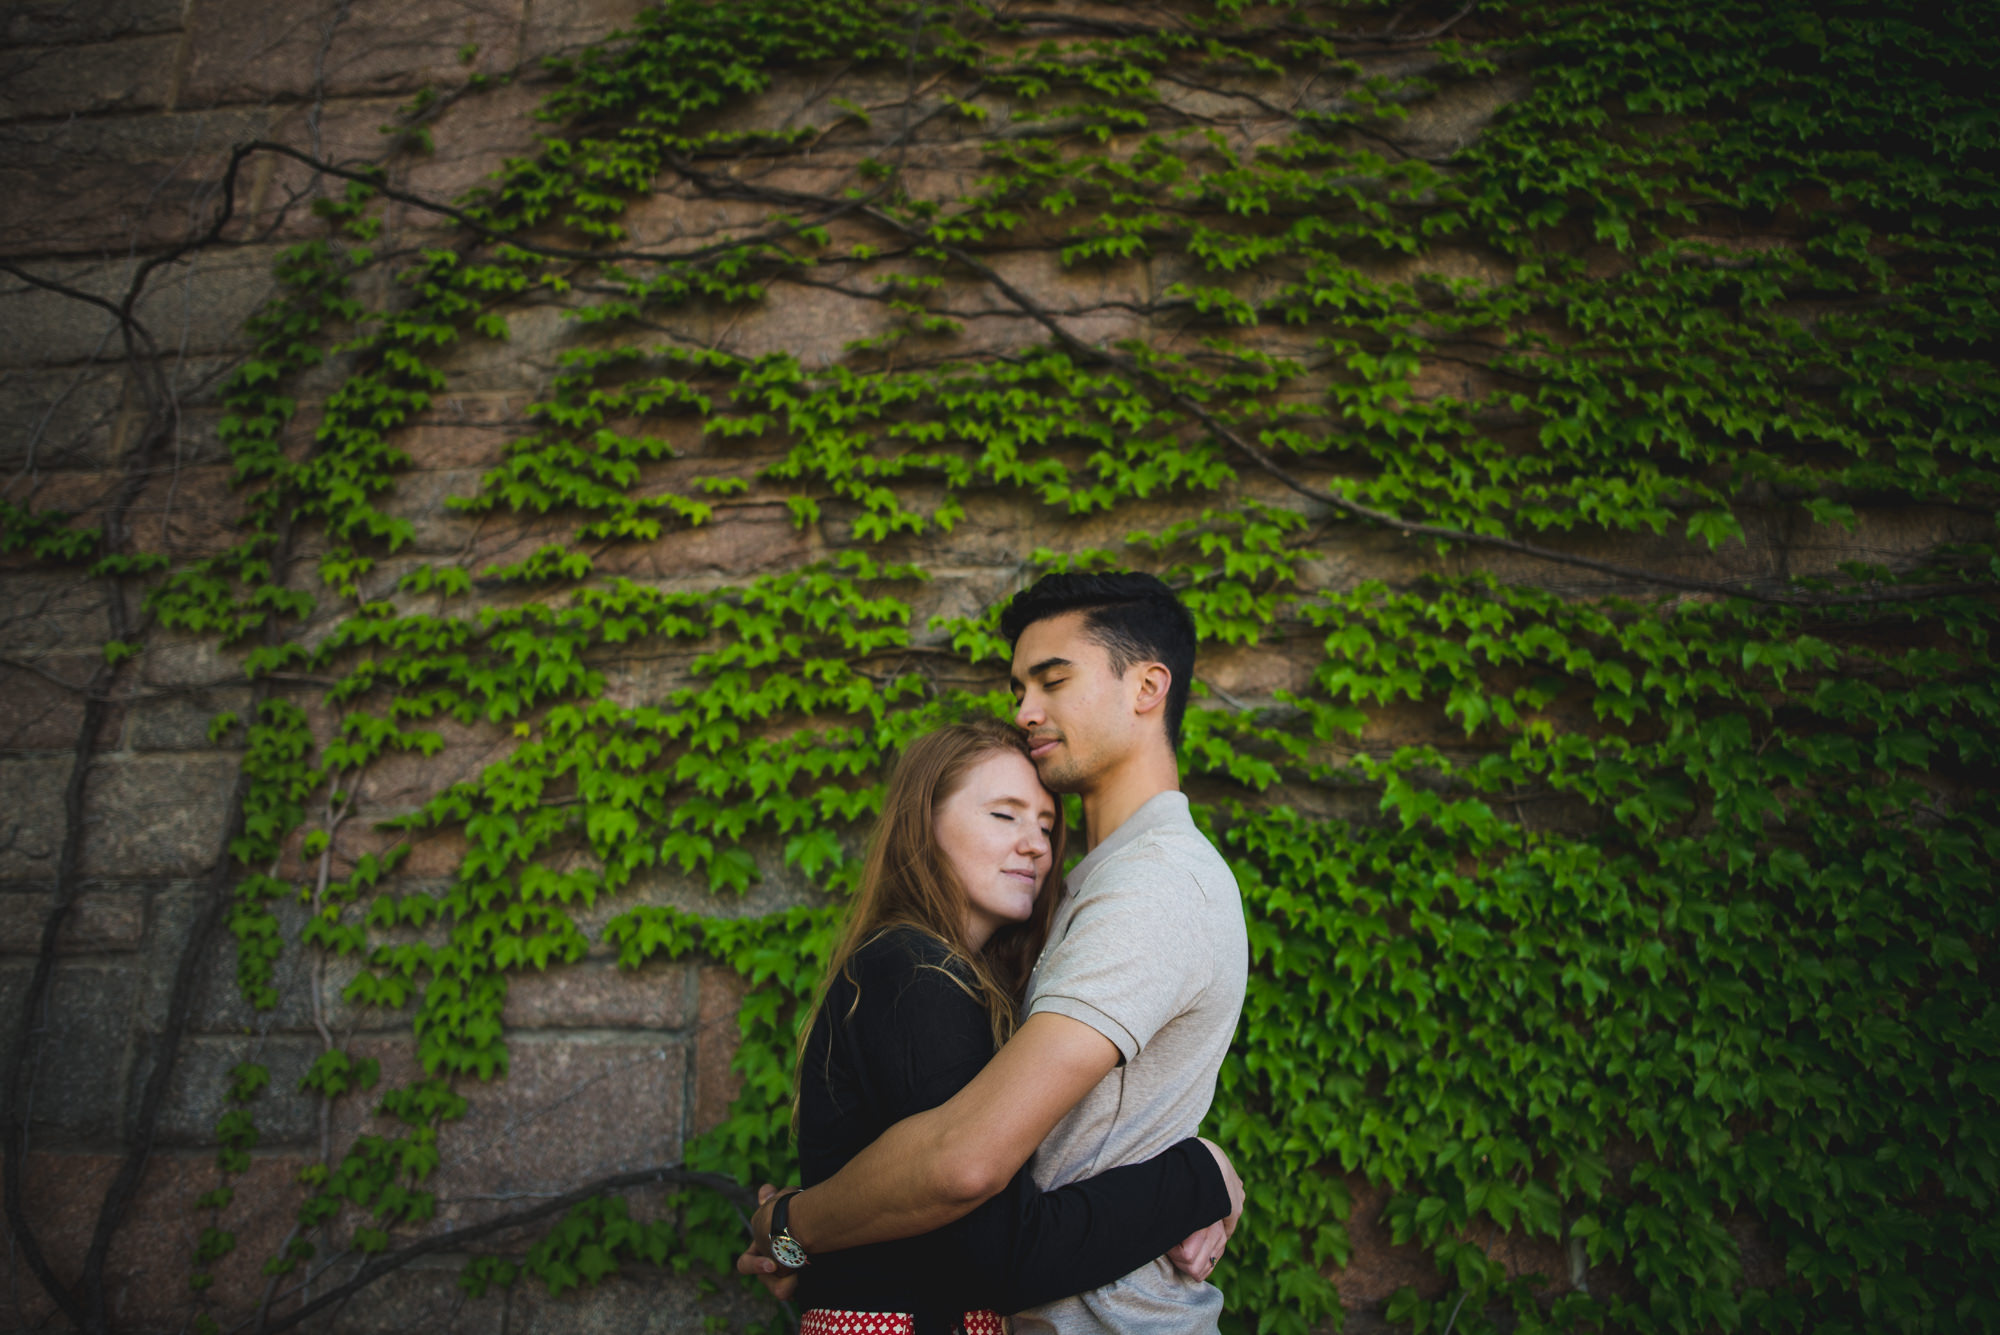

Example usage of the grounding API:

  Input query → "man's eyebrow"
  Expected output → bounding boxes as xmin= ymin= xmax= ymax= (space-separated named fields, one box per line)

xmin=1008 ymin=655 xmax=1072 ymax=692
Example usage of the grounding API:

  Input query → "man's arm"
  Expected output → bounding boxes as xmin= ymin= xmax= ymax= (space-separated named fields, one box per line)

xmin=754 ymin=1010 xmax=1120 ymax=1258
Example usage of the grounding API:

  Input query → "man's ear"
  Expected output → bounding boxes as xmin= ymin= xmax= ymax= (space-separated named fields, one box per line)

xmin=1130 ymin=662 xmax=1173 ymax=718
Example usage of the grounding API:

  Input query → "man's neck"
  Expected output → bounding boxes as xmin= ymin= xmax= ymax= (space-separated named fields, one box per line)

xmin=1079 ymin=746 xmax=1180 ymax=852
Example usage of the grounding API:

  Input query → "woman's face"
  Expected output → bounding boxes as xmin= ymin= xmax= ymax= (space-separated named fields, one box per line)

xmin=935 ymin=749 xmax=1058 ymax=950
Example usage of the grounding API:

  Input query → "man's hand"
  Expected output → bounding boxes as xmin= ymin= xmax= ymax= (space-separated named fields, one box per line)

xmin=735 ymin=1183 xmax=799 ymax=1302
xmin=1168 ymin=1138 xmax=1245 ymax=1281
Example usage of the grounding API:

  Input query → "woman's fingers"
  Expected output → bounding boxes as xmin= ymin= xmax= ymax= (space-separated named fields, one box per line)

xmin=1168 ymin=1219 xmax=1228 ymax=1276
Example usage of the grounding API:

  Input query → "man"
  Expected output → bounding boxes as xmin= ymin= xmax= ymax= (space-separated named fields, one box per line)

xmin=739 ymin=572 xmax=1250 ymax=1332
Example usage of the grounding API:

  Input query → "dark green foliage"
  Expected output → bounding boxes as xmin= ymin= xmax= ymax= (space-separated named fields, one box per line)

xmin=10 ymin=1 xmax=1995 ymax=1331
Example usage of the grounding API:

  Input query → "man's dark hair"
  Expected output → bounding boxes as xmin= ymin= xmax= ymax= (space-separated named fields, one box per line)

xmin=999 ymin=572 xmax=1198 ymax=749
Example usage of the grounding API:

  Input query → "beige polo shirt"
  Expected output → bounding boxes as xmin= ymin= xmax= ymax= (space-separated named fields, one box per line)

xmin=1012 ymin=790 xmax=1249 ymax=1335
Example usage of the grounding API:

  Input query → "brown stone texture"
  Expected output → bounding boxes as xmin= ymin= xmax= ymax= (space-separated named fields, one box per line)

xmin=328 ymin=1032 xmax=689 ymax=1227
xmin=0 ymin=655 xmax=94 ymax=750
xmin=79 ymin=753 xmax=240 ymax=878
xmin=501 ymin=958 xmax=695 ymax=1030
xmin=180 ymin=0 xmax=528 ymax=107
xmin=0 ymin=1150 xmax=313 ymax=1329
xmin=692 ymin=963 xmax=748 ymax=1137
xmin=0 ymin=888 xmax=147 ymax=954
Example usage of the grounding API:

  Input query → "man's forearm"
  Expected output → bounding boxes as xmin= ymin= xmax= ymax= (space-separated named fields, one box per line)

xmin=781 ymin=1012 xmax=1122 ymax=1256
xmin=787 ymin=1103 xmax=1003 ymax=1253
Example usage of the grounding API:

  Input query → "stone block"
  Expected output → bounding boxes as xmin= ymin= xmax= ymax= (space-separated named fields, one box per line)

xmin=1391 ymin=68 xmax=1533 ymax=159
xmin=122 ymin=463 xmax=243 ymax=556
xmin=20 ymin=962 xmax=140 ymax=1143
xmin=397 ymin=392 xmax=536 ymax=468
xmin=293 ymin=1258 xmax=510 ymax=1334
xmin=0 ymin=108 xmax=275 ymax=256
xmin=0 ymin=245 xmax=283 ymax=368
xmin=518 ymin=0 xmax=650 ymax=64
xmin=359 ymin=726 xmax=509 ymax=810
xmin=508 ymin=1266 xmax=776 ymax=1335
xmin=140 ymin=631 xmax=246 ymax=689
xmin=0 ymin=888 xmax=147 ymax=954
xmin=0 ymin=755 xmax=72 ymax=881
xmin=0 ymin=570 xmax=111 ymax=652
xmin=374 ymin=464 xmax=487 ymax=552
xmin=0 ymin=363 xmax=129 ymax=470
xmin=80 ymin=752 xmax=239 ymax=878
xmin=259 ymin=80 xmax=543 ymax=238
xmin=0 ymin=654 xmax=94 ymax=751
xmin=3 ymin=0 xmax=185 ymax=46
xmin=501 ymin=958 xmax=694 ymax=1031
xmin=0 ymin=960 xmax=27 ymax=1066
xmin=0 ymin=1148 xmax=315 ymax=1330
xmin=180 ymin=0 xmax=529 ymax=107
xmin=3 ymin=466 xmax=124 ymax=543
xmin=125 ymin=683 xmax=253 ymax=750
xmin=0 ymin=35 xmax=181 ymax=122
xmin=591 ymin=502 xmax=815 ymax=580
xmin=320 ymin=949 xmax=417 ymax=1032
xmin=138 ymin=882 xmax=212 ymax=1025
xmin=188 ymin=892 xmax=318 ymax=1034
xmin=108 ymin=1151 xmax=313 ymax=1329
xmin=595 ymin=835 xmax=829 ymax=933
xmin=692 ymin=962 xmax=746 ymax=1136
xmin=338 ymin=1032 xmax=687 ymax=1216
xmin=152 ymin=1032 xmax=324 ymax=1146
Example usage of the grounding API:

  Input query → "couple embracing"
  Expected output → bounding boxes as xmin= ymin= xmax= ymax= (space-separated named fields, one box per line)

xmin=736 ymin=573 xmax=1252 ymax=1334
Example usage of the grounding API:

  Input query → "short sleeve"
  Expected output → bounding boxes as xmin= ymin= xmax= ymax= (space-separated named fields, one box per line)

xmin=1027 ymin=849 xmax=1211 ymax=1062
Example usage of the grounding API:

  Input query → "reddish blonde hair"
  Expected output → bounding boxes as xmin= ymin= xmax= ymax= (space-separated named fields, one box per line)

xmin=806 ymin=718 xmax=1066 ymax=1064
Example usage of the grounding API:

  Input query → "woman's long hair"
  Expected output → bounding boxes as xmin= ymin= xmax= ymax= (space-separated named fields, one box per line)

xmin=799 ymin=719 xmax=1067 ymax=1087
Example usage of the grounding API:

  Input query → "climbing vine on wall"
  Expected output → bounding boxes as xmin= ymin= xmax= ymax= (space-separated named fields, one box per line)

xmin=5 ymin=1 xmax=1997 ymax=1333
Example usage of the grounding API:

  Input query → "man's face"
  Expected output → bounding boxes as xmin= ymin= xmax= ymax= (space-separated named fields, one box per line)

xmin=1008 ymin=611 xmax=1135 ymax=793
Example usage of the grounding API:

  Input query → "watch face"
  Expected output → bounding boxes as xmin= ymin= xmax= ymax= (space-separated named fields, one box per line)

xmin=770 ymin=1233 xmax=809 ymax=1270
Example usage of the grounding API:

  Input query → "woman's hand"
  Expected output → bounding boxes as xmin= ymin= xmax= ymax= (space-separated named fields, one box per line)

xmin=735 ymin=1183 xmax=801 ymax=1301
xmin=1168 ymin=1138 xmax=1245 ymax=1281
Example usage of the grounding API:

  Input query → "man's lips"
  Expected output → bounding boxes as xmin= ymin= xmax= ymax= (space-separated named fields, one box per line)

xmin=1026 ymin=735 xmax=1061 ymax=758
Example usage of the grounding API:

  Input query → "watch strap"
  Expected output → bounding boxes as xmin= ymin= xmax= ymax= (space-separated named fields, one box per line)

xmin=769 ymin=1189 xmax=809 ymax=1271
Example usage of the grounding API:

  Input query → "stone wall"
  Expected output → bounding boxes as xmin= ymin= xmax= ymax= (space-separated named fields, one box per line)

xmin=1 ymin=2 xmax=776 ymax=1329
xmin=1 ymin=2 xmax=1960 ymax=1332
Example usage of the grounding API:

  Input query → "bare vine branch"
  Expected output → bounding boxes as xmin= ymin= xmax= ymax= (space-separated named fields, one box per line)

xmin=253 ymin=1166 xmax=752 ymax=1335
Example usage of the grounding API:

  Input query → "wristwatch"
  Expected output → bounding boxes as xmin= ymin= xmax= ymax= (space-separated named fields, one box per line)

xmin=768 ymin=1190 xmax=810 ymax=1271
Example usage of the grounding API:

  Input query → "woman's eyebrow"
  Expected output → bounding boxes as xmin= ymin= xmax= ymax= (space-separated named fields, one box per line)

xmin=986 ymin=794 xmax=1056 ymax=818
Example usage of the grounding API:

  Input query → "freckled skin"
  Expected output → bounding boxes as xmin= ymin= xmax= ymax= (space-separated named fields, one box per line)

xmin=935 ymin=749 xmax=1057 ymax=950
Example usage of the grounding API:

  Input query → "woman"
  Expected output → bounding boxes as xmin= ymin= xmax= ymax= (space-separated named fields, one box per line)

xmin=785 ymin=718 xmax=1239 ymax=1335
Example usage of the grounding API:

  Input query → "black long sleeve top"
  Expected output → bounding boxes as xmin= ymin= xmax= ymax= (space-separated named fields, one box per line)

xmin=792 ymin=927 xmax=1230 ymax=1333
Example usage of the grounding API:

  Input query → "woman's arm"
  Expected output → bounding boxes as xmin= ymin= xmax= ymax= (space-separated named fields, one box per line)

xmin=948 ymin=1134 xmax=1239 ymax=1314
xmin=840 ymin=938 xmax=1239 ymax=1312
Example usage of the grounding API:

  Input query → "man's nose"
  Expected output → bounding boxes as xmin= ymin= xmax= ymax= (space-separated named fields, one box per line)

xmin=1013 ymin=693 xmax=1042 ymax=729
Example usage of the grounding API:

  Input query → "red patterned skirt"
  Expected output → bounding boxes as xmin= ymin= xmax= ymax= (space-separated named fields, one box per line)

xmin=797 ymin=1310 xmax=1004 ymax=1335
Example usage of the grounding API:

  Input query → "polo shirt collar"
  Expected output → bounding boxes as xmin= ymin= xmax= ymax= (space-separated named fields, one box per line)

xmin=1067 ymin=789 xmax=1190 ymax=893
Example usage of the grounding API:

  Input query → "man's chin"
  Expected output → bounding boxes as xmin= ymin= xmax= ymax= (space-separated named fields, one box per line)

xmin=1032 ymin=753 xmax=1086 ymax=793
